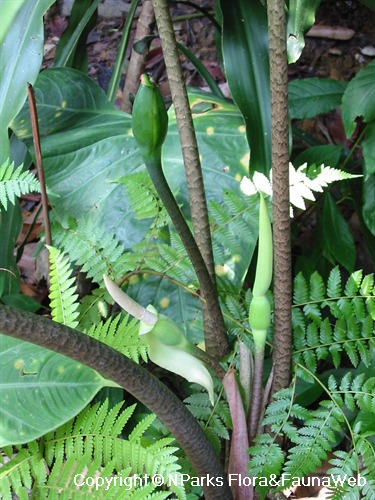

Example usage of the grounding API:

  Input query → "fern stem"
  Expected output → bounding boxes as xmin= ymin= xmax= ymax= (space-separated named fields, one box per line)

xmin=0 ymin=305 xmax=233 ymax=500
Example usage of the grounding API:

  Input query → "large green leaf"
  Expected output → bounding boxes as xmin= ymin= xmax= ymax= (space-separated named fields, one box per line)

xmin=11 ymin=68 xmax=256 ymax=334
xmin=359 ymin=0 xmax=375 ymax=11
xmin=363 ymin=174 xmax=375 ymax=236
xmin=342 ymin=60 xmax=375 ymax=137
xmin=0 ymin=0 xmax=55 ymax=136
xmin=0 ymin=0 xmax=55 ymax=296
xmin=287 ymin=0 xmax=321 ymax=64
xmin=12 ymin=68 xmax=144 ymax=243
xmin=0 ymin=0 xmax=27 ymax=45
xmin=0 ymin=335 xmax=110 ymax=446
xmin=294 ymin=144 xmax=343 ymax=168
xmin=220 ymin=0 xmax=271 ymax=175
xmin=322 ymin=193 xmax=356 ymax=273
xmin=289 ymin=78 xmax=347 ymax=119
xmin=163 ymin=91 xmax=257 ymax=290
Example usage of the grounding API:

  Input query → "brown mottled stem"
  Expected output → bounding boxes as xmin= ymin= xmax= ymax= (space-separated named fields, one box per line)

xmin=151 ymin=0 xmax=229 ymax=360
xmin=0 ymin=305 xmax=233 ymax=500
xmin=267 ymin=0 xmax=292 ymax=393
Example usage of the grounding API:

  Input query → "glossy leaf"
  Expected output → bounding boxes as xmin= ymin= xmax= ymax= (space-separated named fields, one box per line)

xmin=362 ymin=122 xmax=375 ymax=175
xmin=322 ymin=193 xmax=356 ymax=273
xmin=289 ymin=78 xmax=347 ymax=119
xmin=363 ymin=174 xmax=375 ymax=235
xmin=0 ymin=0 xmax=55 ymax=132
xmin=294 ymin=145 xmax=343 ymax=169
xmin=0 ymin=335 xmax=110 ymax=446
xmin=342 ymin=59 xmax=375 ymax=137
xmin=54 ymin=0 xmax=99 ymax=70
xmin=11 ymin=68 xmax=256 ymax=338
xmin=287 ymin=0 xmax=321 ymax=64
xmin=220 ymin=0 xmax=271 ymax=175
xmin=0 ymin=0 xmax=26 ymax=45
xmin=163 ymin=90 xmax=257 ymax=289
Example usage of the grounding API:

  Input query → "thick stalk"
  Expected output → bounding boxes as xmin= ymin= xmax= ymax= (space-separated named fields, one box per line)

xmin=0 ymin=305 xmax=233 ymax=500
xmin=248 ymin=345 xmax=264 ymax=443
xmin=268 ymin=0 xmax=292 ymax=394
xmin=146 ymin=160 xmax=229 ymax=360
xmin=151 ymin=0 xmax=229 ymax=359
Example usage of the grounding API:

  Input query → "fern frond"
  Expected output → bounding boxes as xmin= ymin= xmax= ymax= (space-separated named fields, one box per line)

xmin=184 ymin=389 xmax=230 ymax=454
xmin=240 ymin=162 xmax=360 ymax=216
xmin=117 ymin=171 xmax=169 ymax=228
xmin=1 ymin=401 xmax=186 ymax=499
xmin=52 ymin=219 xmax=132 ymax=284
xmin=86 ymin=314 xmax=148 ymax=363
xmin=48 ymin=246 xmax=79 ymax=328
xmin=0 ymin=159 xmax=40 ymax=211
xmin=292 ymin=268 xmax=375 ymax=378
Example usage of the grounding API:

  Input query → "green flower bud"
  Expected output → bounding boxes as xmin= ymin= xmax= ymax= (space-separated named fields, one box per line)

xmin=132 ymin=74 xmax=169 ymax=164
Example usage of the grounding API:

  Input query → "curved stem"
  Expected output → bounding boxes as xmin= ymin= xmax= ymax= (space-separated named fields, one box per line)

xmin=0 ymin=305 xmax=233 ymax=500
xmin=147 ymin=159 xmax=229 ymax=360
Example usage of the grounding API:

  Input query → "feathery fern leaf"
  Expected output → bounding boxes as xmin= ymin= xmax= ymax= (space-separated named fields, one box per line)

xmin=48 ymin=246 xmax=80 ymax=328
xmin=251 ymin=372 xmax=375 ymax=498
xmin=240 ymin=162 xmax=360 ymax=215
xmin=0 ymin=159 xmax=40 ymax=211
xmin=184 ymin=389 xmax=231 ymax=454
xmin=0 ymin=401 xmax=186 ymax=499
xmin=86 ymin=314 xmax=148 ymax=363
xmin=116 ymin=172 xmax=169 ymax=229
xmin=292 ymin=268 xmax=375 ymax=379
xmin=52 ymin=219 xmax=132 ymax=284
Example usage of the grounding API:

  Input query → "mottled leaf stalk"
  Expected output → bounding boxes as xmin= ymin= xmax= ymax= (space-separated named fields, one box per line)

xmin=0 ymin=305 xmax=233 ymax=500
xmin=149 ymin=0 xmax=229 ymax=360
xmin=132 ymin=73 xmax=228 ymax=361
xmin=267 ymin=0 xmax=292 ymax=394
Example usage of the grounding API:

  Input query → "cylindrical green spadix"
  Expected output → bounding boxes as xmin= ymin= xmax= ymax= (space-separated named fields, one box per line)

xmin=252 ymin=193 xmax=273 ymax=297
xmin=132 ymin=74 xmax=169 ymax=164
xmin=249 ymin=193 xmax=273 ymax=350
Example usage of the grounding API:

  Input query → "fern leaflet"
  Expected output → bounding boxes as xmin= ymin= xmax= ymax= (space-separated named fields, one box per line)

xmin=0 ymin=159 xmax=40 ymax=211
xmin=48 ymin=246 xmax=80 ymax=328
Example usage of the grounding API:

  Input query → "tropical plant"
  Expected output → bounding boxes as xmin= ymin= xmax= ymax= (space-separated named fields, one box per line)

xmin=0 ymin=0 xmax=374 ymax=499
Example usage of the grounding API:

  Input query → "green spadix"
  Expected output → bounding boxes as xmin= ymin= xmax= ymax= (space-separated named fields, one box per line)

xmin=248 ymin=193 xmax=273 ymax=350
xmin=103 ymin=276 xmax=214 ymax=404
